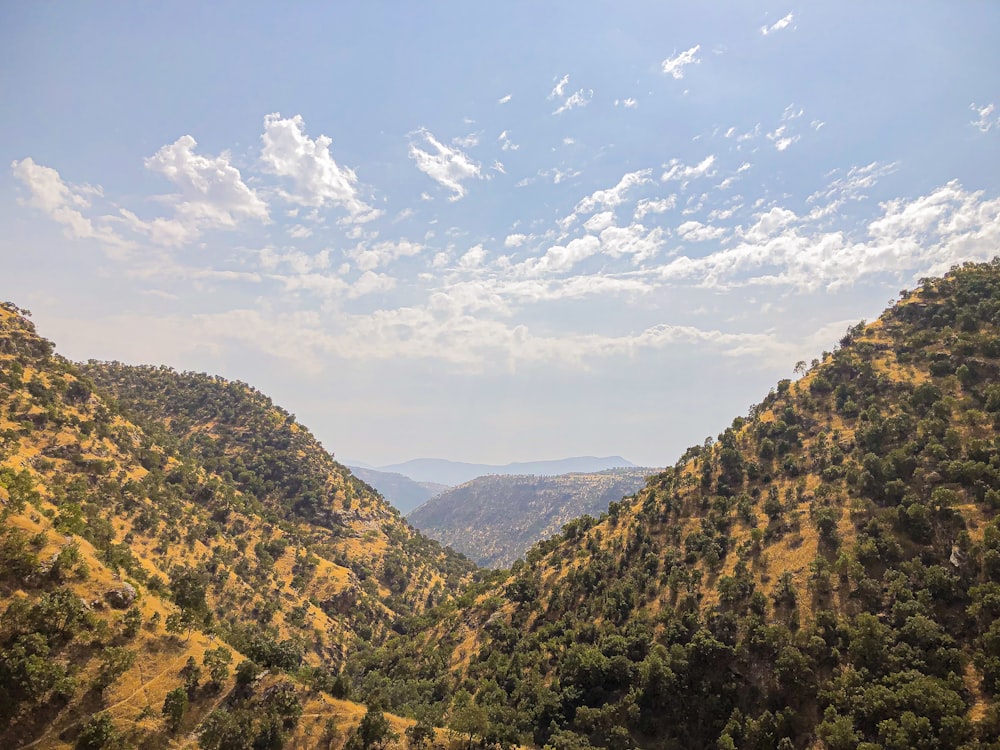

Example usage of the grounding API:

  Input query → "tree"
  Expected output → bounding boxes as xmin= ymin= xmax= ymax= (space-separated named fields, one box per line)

xmin=204 ymin=646 xmax=233 ymax=687
xmin=346 ymin=706 xmax=397 ymax=750
xmin=163 ymin=686 xmax=188 ymax=732
xmin=76 ymin=713 xmax=123 ymax=750
xmin=406 ymin=719 xmax=435 ymax=750
xmin=95 ymin=647 xmax=135 ymax=691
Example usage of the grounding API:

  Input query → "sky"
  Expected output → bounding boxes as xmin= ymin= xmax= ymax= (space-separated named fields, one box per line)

xmin=2 ymin=2 xmax=1000 ymax=468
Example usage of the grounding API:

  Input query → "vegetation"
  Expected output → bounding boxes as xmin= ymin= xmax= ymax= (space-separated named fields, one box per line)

xmin=348 ymin=260 xmax=1000 ymax=749
xmin=6 ymin=259 xmax=1000 ymax=748
xmin=408 ymin=468 xmax=657 ymax=568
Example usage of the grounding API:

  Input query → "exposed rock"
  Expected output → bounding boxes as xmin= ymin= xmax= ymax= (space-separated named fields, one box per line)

xmin=104 ymin=582 xmax=137 ymax=609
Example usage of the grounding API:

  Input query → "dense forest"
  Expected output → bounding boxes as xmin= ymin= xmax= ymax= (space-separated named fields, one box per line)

xmin=4 ymin=260 xmax=1000 ymax=748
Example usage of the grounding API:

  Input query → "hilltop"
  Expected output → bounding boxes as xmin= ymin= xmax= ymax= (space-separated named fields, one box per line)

xmin=350 ymin=261 xmax=1000 ymax=749
xmin=408 ymin=468 xmax=657 ymax=568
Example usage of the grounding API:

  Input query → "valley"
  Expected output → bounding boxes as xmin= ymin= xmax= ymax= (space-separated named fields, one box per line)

xmin=4 ymin=261 xmax=1000 ymax=748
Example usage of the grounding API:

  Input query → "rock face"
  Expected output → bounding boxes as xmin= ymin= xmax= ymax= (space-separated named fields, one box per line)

xmin=104 ymin=583 xmax=137 ymax=609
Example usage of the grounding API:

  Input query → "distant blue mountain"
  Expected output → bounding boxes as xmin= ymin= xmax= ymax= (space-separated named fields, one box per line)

xmin=374 ymin=456 xmax=637 ymax=487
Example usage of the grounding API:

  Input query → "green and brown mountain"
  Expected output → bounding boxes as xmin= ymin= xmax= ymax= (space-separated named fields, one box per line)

xmin=0 ymin=302 xmax=474 ymax=749
xmin=408 ymin=468 xmax=658 ymax=568
xmin=349 ymin=260 xmax=1000 ymax=750
xmin=9 ymin=259 xmax=1000 ymax=750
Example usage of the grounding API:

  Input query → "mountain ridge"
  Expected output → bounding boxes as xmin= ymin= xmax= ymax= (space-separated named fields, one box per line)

xmin=374 ymin=455 xmax=638 ymax=486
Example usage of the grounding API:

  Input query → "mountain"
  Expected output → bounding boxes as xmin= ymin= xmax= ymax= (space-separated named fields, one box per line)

xmin=408 ymin=468 xmax=658 ymax=568
xmin=0 ymin=301 xmax=475 ymax=749
xmin=376 ymin=456 xmax=637 ymax=486
xmin=347 ymin=466 xmax=450 ymax=515
xmin=350 ymin=261 xmax=1000 ymax=749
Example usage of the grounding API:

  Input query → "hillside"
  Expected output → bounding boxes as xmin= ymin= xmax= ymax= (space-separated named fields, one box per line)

xmin=375 ymin=456 xmax=637 ymax=487
xmin=408 ymin=468 xmax=657 ymax=568
xmin=347 ymin=466 xmax=449 ymax=515
xmin=0 ymin=302 xmax=474 ymax=749
xmin=350 ymin=261 xmax=1000 ymax=749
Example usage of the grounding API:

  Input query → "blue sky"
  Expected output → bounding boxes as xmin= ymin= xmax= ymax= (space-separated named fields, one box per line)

xmin=3 ymin=2 xmax=1000 ymax=467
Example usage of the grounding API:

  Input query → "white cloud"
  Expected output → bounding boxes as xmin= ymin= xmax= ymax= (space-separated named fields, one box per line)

xmin=553 ymin=89 xmax=593 ymax=115
xmin=408 ymin=128 xmax=482 ymax=200
xmin=677 ymin=220 xmax=726 ymax=242
xmin=504 ymin=233 xmax=528 ymax=248
xmin=549 ymin=74 xmax=570 ymax=99
xmin=658 ymin=181 xmax=1000 ymax=292
xmin=349 ymin=270 xmax=396 ymax=298
xmin=615 ymin=98 xmax=638 ymax=109
xmin=767 ymin=125 xmax=799 ymax=151
xmin=808 ymin=161 xmax=898 ymax=213
xmin=661 ymin=155 xmax=716 ymax=184
xmin=634 ymin=196 xmax=677 ymax=220
xmin=492 ymin=160 xmax=506 ymax=174
xmin=520 ymin=235 xmax=602 ymax=276
xmin=260 ymin=113 xmax=381 ymax=223
xmin=599 ymin=223 xmax=666 ymax=263
xmin=498 ymin=93 xmax=512 ymax=104
xmin=760 ymin=12 xmax=794 ymax=36
xmin=114 ymin=134 xmax=271 ymax=246
xmin=583 ymin=211 xmax=616 ymax=233
xmin=349 ymin=239 xmax=425 ymax=271
xmin=661 ymin=45 xmax=701 ymax=79
xmin=11 ymin=158 xmax=131 ymax=251
xmin=571 ymin=169 xmax=653 ymax=221
xmin=498 ymin=130 xmax=519 ymax=152
xmin=459 ymin=244 xmax=488 ymax=270
xmin=971 ymin=102 xmax=999 ymax=133
xmin=259 ymin=247 xmax=331 ymax=274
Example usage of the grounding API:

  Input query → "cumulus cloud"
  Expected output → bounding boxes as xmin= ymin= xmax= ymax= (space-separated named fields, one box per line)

xmin=760 ymin=12 xmax=794 ymax=35
xmin=260 ymin=113 xmax=381 ymax=223
xmin=677 ymin=220 xmax=727 ymax=242
xmin=658 ymin=181 xmax=1000 ymax=292
xmin=408 ymin=128 xmax=482 ymax=200
xmin=661 ymin=45 xmax=701 ymax=79
xmin=11 ymin=158 xmax=130 ymax=250
xmin=634 ymin=196 xmax=677 ymax=220
xmin=615 ymin=98 xmax=638 ymax=109
xmin=498 ymin=93 xmax=512 ymax=104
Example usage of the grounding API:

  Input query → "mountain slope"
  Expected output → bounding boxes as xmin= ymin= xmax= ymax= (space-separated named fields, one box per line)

xmin=0 ymin=302 xmax=473 ymax=748
xmin=408 ymin=468 xmax=657 ymax=568
xmin=376 ymin=456 xmax=637 ymax=486
xmin=347 ymin=466 xmax=449 ymax=514
xmin=351 ymin=261 xmax=1000 ymax=750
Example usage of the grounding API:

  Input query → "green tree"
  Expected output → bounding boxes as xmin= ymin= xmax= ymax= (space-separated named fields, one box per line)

xmin=346 ymin=706 xmax=398 ymax=750
xmin=76 ymin=712 xmax=123 ymax=750
xmin=163 ymin=686 xmax=188 ymax=732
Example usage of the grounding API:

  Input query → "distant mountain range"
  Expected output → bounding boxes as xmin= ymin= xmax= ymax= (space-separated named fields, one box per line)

xmin=407 ymin=467 xmax=657 ymax=567
xmin=362 ymin=455 xmax=638 ymax=487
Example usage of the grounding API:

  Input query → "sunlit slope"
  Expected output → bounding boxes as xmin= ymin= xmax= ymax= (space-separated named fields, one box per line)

xmin=0 ymin=302 xmax=469 ymax=748
xmin=351 ymin=260 xmax=1000 ymax=750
